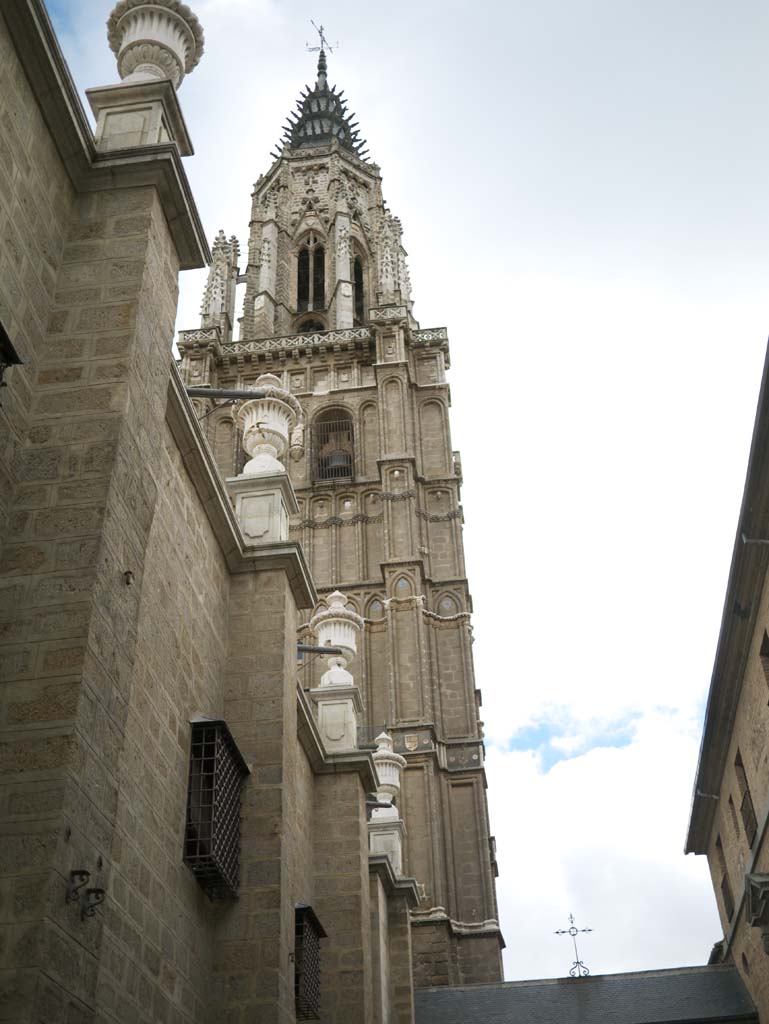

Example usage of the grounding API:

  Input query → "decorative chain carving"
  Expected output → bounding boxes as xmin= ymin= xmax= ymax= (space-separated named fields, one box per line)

xmin=381 ymin=490 xmax=416 ymax=502
xmin=370 ymin=306 xmax=408 ymax=320
xmin=224 ymin=327 xmax=371 ymax=356
xmin=415 ymin=508 xmax=462 ymax=522
xmin=290 ymin=513 xmax=384 ymax=530
xmin=412 ymin=328 xmax=448 ymax=344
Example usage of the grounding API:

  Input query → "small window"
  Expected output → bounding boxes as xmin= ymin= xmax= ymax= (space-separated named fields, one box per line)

xmin=353 ymin=254 xmax=365 ymax=323
xmin=715 ymin=834 xmax=735 ymax=921
xmin=312 ymin=409 xmax=354 ymax=481
xmin=295 ymin=904 xmax=326 ymax=1020
xmin=735 ymin=751 xmax=757 ymax=847
xmin=760 ymin=630 xmax=769 ymax=685
xmin=184 ymin=719 xmax=249 ymax=900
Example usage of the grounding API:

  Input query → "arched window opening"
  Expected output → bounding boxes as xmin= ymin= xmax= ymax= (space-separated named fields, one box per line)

xmin=297 ymin=234 xmax=325 ymax=313
xmin=353 ymin=255 xmax=365 ymax=324
xmin=297 ymin=248 xmax=310 ymax=311
xmin=297 ymin=318 xmax=325 ymax=334
xmin=313 ymin=409 xmax=354 ymax=482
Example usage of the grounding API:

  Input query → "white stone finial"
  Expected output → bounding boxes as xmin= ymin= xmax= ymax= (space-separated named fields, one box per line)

xmin=372 ymin=732 xmax=406 ymax=809
xmin=107 ymin=0 xmax=205 ymax=89
xmin=309 ymin=591 xmax=364 ymax=687
xmin=236 ymin=373 xmax=303 ymax=477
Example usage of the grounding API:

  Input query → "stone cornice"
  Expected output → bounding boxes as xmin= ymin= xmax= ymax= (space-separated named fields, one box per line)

xmin=165 ymin=362 xmax=316 ymax=607
xmin=686 ymin=343 xmax=769 ymax=854
xmin=3 ymin=0 xmax=208 ymax=270
xmin=367 ymin=855 xmax=421 ymax=908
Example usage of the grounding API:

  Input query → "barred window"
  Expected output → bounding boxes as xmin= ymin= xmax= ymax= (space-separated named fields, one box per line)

xmin=735 ymin=750 xmax=757 ymax=848
xmin=312 ymin=410 xmax=354 ymax=481
xmin=184 ymin=719 xmax=249 ymax=900
xmin=295 ymin=904 xmax=326 ymax=1020
xmin=715 ymin=834 xmax=734 ymax=921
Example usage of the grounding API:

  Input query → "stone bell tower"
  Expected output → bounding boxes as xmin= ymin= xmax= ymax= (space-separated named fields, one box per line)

xmin=178 ymin=47 xmax=504 ymax=987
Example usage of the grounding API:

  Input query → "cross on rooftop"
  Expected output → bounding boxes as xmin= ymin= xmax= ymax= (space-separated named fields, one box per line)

xmin=555 ymin=913 xmax=593 ymax=978
xmin=307 ymin=20 xmax=338 ymax=54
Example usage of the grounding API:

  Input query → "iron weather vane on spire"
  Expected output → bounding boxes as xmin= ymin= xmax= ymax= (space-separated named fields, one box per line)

xmin=306 ymin=20 xmax=338 ymax=55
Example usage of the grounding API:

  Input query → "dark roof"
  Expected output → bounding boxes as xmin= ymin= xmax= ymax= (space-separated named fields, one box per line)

xmin=275 ymin=51 xmax=369 ymax=160
xmin=415 ymin=965 xmax=757 ymax=1024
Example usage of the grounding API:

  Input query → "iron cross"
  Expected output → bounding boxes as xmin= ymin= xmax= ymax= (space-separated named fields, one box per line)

xmin=555 ymin=913 xmax=593 ymax=978
xmin=306 ymin=21 xmax=338 ymax=54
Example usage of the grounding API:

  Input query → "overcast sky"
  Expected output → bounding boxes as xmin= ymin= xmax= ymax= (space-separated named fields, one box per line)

xmin=50 ymin=0 xmax=769 ymax=981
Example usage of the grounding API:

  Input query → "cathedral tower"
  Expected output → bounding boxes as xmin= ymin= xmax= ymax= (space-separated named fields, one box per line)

xmin=179 ymin=49 xmax=504 ymax=986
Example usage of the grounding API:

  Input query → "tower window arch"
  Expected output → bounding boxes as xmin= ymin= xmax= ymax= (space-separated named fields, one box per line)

xmin=353 ymin=253 xmax=365 ymax=324
xmin=297 ymin=233 xmax=325 ymax=313
xmin=312 ymin=408 xmax=354 ymax=482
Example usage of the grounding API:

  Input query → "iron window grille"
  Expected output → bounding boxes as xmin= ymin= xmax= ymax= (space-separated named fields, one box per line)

xmin=735 ymin=752 xmax=758 ymax=847
xmin=312 ymin=416 xmax=354 ymax=481
xmin=741 ymin=790 xmax=758 ymax=848
xmin=295 ymin=904 xmax=326 ymax=1020
xmin=184 ymin=719 xmax=249 ymax=900
xmin=721 ymin=872 xmax=735 ymax=921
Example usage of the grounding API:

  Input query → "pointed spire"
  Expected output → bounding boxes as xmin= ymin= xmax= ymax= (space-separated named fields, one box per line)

xmin=278 ymin=48 xmax=371 ymax=160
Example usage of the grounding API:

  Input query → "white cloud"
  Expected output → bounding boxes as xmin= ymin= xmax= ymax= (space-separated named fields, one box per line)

xmin=488 ymin=708 xmax=721 ymax=980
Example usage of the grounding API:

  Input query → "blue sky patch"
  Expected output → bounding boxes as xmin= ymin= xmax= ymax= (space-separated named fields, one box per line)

xmin=499 ymin=711 xmax=641 ymax=772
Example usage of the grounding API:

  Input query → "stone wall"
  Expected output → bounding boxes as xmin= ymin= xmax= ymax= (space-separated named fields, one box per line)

xmin=93 ymin=420 xmax=231 ymax=1021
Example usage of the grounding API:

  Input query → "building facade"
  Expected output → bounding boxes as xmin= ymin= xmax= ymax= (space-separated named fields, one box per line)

xmin=0 ymin=1 xmax=501 ymax=1021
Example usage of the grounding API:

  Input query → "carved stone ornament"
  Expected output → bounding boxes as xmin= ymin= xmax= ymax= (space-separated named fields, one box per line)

xmin=372 ymin=732 xmax=407 ymax=806
xmin=309 ymin=591 xmax=364 ymax=687
xmin=107 ymin=0 xmax=205 ymax=88
xmin=236 ymin=373 xmax=303 ymax=477
xmin=746 ymin=873 xmax=769 ymax=953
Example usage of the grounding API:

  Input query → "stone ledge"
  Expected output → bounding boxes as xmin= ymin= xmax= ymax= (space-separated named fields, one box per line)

xmin=368 ymin=854 xmax=421 ymax=908
xmin=165 ymin=363 xmax=316 ymax=607
xmin=3 ymin=0 xmax=208 ymax=270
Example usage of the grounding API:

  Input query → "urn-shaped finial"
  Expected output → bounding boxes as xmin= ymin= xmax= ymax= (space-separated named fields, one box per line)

xmin=236 ymin=373 xmax=303 ymax=477
xmin=372 ymin=732 xmax=407 ymax=806
xmin=309 ymin=591 xmax=364 ymax=687
xmin=107 ymin=0 xmax=205 ymax=89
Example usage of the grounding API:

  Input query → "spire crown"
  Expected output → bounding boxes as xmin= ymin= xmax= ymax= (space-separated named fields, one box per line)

xmin=275 ymin=47 xmax=369 ymax=160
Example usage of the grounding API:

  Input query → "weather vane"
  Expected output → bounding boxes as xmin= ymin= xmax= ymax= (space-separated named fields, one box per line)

xmin=306 ymin=21 xmax=338 ymax=54
xmin=555 ymin=913 xmax=593 ymax=978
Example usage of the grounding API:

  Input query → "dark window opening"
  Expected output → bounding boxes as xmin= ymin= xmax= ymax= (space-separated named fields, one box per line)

xmin=297 ymin=247 xmax=310 ymax=312
xmin=761 ymin=630 xmax=769 ymax=686
xmin=296 ymin=234 xmax=325 ymax=313
xmin=313 ymin=245 xmax=325 ymax=310
xmin=716 ymin=834 xmax=735 ymax=921
xmin=183 ymin=719 xmax=249 ymax=900
xmin=312 ymin=411 xmax=354 ymax=481
xmin=298 ymin=318 xmax=325 ymax=334
xmin=353 ymin=255 xmax=365 ymax=323
xmin=0 ymin=319 xmax=22 ymax=397
xmin=295 ymin=904 xmax=326 ymax=1020
xmin=735 ymin=751 xmax=757 ymax=847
